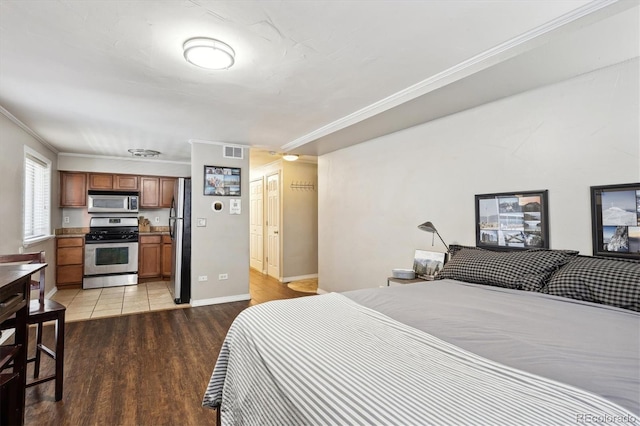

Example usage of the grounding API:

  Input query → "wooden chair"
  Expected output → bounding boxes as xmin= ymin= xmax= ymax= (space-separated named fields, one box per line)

xmin=0 ymin=252 xmax=65 ymax=401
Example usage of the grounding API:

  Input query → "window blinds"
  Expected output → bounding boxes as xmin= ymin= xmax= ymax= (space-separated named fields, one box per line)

xmin=24 ymin=149 xmax=51 ymax=243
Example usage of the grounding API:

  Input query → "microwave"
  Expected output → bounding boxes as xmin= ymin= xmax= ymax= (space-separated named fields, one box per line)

xmin=88 ymin=191 xmax=139 ymax=213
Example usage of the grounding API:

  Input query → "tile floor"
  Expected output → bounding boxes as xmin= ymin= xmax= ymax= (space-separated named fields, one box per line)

xmin=51 ymin=281 xmax=188 ymax=322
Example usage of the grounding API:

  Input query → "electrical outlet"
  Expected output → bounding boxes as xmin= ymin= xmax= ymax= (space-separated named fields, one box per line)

xmin=154 ymin=217 xmax=160 ymax=223
xmin=198 ymin=275 xmax=208 ymax=281
xmin=64 ymin=216 xmax=70 ymax=223
xmin=197 ymin=218 xmax=207 ymax=227
xmin=219 ymin=273 xmax=228 ymax=280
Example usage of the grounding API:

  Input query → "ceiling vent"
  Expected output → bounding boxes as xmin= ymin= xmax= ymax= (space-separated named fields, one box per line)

xmin=128 ymin=149 xmax=161 ymax=158
xmin=223 ymin=145 xmax=243 ymax=159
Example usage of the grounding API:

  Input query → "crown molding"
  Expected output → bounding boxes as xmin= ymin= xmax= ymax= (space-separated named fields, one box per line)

xmin=58 ymin=152 xmax=190 ymax=165
xmin=189 ymin=139 xmax=248 ymax=150
xmin=0 ymin=104 xmax=59 ymax=153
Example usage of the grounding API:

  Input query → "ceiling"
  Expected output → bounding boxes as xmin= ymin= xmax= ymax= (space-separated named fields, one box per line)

xmin=0 ymin=1 xmax=638 ymax=163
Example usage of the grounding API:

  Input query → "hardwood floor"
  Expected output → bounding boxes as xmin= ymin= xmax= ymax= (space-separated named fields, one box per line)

xmin=21 ymin=270 xmax=312 ymax=425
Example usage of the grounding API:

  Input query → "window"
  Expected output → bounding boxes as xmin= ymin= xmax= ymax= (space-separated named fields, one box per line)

xmin=23 ymin=146 xmax=52 ymax=245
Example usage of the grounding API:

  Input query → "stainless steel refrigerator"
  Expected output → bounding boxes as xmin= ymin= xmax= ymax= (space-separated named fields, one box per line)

xmin=169 ymin=177 xmax=191 ymax=304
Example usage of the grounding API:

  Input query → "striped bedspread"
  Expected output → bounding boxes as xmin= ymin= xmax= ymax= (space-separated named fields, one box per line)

xmin=203 ymin=293 xmax=635 ymax=425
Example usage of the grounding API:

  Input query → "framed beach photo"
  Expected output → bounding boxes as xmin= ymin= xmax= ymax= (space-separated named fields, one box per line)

xmin=590 ymin=183 xmax=640 ymax=259
xmin=204 ymin=166 xmax=241 ymax=196
xmin=475 ymin=190 xmax=549 ymax=251
xmin=413 ymin=250 xmax=446 ymax=279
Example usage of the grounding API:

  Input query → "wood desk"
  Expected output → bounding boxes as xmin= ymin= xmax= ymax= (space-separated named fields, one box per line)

xmin=0 ymin=263 xmax=46 ymax=426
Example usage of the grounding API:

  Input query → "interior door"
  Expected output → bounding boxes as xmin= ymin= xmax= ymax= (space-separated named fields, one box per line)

xmin=250 ymin=178 xmax=264 ymax=273
xmin=266 ymin=173 xmax=280 ymax=280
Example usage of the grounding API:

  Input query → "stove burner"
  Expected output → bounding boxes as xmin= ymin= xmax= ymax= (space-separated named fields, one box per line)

xmin=86 ymin=216 xmax=139 ymax=244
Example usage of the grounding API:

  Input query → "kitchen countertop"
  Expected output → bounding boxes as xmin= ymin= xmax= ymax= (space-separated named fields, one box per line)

xmin=55 ymin=226 xmax=170 ymax=237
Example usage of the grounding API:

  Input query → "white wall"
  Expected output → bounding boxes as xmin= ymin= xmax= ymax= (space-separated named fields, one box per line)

xmin=190 ymin=142 xmax=250 ymax=305
xmin=0 ymin=113 xmax=60 ymax=294
xmin=318 ymin=59 xmax=640 ymax=293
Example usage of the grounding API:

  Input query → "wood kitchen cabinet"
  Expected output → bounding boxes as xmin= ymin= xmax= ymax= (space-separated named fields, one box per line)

xmin=140 ymin=177 xmax=175 ymax=209
xmin=160 ymin=177 xmax=176 ymax=208
xmin=88 ymin=173 xmax=139 ymax=191
xmin=162 ymin=235 xmax=172 ymax=279
xmin=139 ymin=235 xmax=162 ymax=279
xmin=59 ymin=172 xmax=87 ymax=207
xmin=56 ymin=237 xmax=84 ymax=289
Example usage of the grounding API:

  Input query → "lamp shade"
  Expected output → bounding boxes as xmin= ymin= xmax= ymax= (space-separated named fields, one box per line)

xmin=418 ymin=221 xmax=437 ymax=233
xmin=418 ymin=221 xmax=450 ymax=253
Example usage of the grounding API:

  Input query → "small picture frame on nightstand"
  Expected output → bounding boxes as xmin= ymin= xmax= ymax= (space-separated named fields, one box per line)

xmin=413 ymin=250 xmax=446 ymax=280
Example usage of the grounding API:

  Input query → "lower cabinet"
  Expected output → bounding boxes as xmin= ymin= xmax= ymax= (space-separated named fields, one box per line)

xmin=138 ymin=235 xmax=162 ymax=279
xmin=56 ymin=237 xmax=84 ymax=289
xmin=139 ymin=234 xmax=172 ymax=281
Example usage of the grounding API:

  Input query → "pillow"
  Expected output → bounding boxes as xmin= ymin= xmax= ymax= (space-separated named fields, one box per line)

xmin=448 ymin=244 xmax=485 ymax=258
xmin=544 ymin=256 xmax=640 ymax=312
xmin=435 ymin=248 xmax=578 ymax=291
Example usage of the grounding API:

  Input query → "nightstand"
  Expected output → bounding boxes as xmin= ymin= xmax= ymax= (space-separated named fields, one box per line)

xmin=387 ymin=276 xmax=432 ymax=286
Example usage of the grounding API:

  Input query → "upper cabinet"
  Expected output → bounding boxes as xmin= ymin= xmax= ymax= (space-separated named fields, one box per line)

xmin=60 ymin=172 xmax=87 ymax=207
xmin=160 ymin=177 xmax=176 ymax=208
xmin=60 ymin=171 xmax=176 ymax=209
xmin=88 ymin=173 xmax=139 ymax=191
xmin=140 ymin=177 xmax=175 ymax=209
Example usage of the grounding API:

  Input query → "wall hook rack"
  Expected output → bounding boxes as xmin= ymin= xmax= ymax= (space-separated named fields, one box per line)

xmin=290 ymin=181 xmax=315 ymax=191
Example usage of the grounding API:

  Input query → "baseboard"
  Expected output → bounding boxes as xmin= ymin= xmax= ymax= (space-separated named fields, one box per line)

xmin=190 ymin=293 xmax=251 ymax=307
xmin=316 ymin=287 xmax=329 ymax=295
xmin=46 ymin=286 xmax=58 ymax=299
xmin=283 ymin=273 xmax=318 ymax=283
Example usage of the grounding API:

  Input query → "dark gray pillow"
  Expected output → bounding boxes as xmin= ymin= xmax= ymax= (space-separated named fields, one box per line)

xmin=435 ymin=248 xmax=578 ymax=291
xmin=544 ymin=256 xmax=640 ymax=312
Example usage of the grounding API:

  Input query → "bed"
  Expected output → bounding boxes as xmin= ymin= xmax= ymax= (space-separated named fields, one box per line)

xmin=203 ymin=247 xmax=640 ymax=425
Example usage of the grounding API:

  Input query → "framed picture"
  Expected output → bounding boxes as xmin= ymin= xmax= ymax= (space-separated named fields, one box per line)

xmin=204 ymin=166 xmax=241 ymax=196
xmin=413 ymin=250 xmax=446 ymax=279
xmin=590 ymin=183 xmax=640 ymax=259
xmin=475 ymin=190 xmax=549 ymax=251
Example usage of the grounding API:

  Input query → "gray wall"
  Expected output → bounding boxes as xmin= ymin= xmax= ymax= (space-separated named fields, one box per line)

xmin=318 ymin=59 xmax=640 ymax=293
xmin=190 ymin=142 xmax=250 ymax=305
xmin=0 ymin=113 xmax=60 ymax=295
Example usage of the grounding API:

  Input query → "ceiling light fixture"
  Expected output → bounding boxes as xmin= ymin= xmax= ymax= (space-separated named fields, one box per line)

xmin=283 ymin=154 xmax=299 ymax=162
xmin=183 ymin=37 xmax=235 ymax=70
xmin=128 ymin=149 xmax=161 ymax=158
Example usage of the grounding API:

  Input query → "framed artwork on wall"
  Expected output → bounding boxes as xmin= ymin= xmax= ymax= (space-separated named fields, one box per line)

xmin=413 ymin=250 xmax=446 ymax=279
xmin=475 ymin=190 xmax=549 ymax=251
xmin=204 ymin=166 xmax=241 ymax=196
xmin=590 ymin=183 xmax=640 ymax=259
